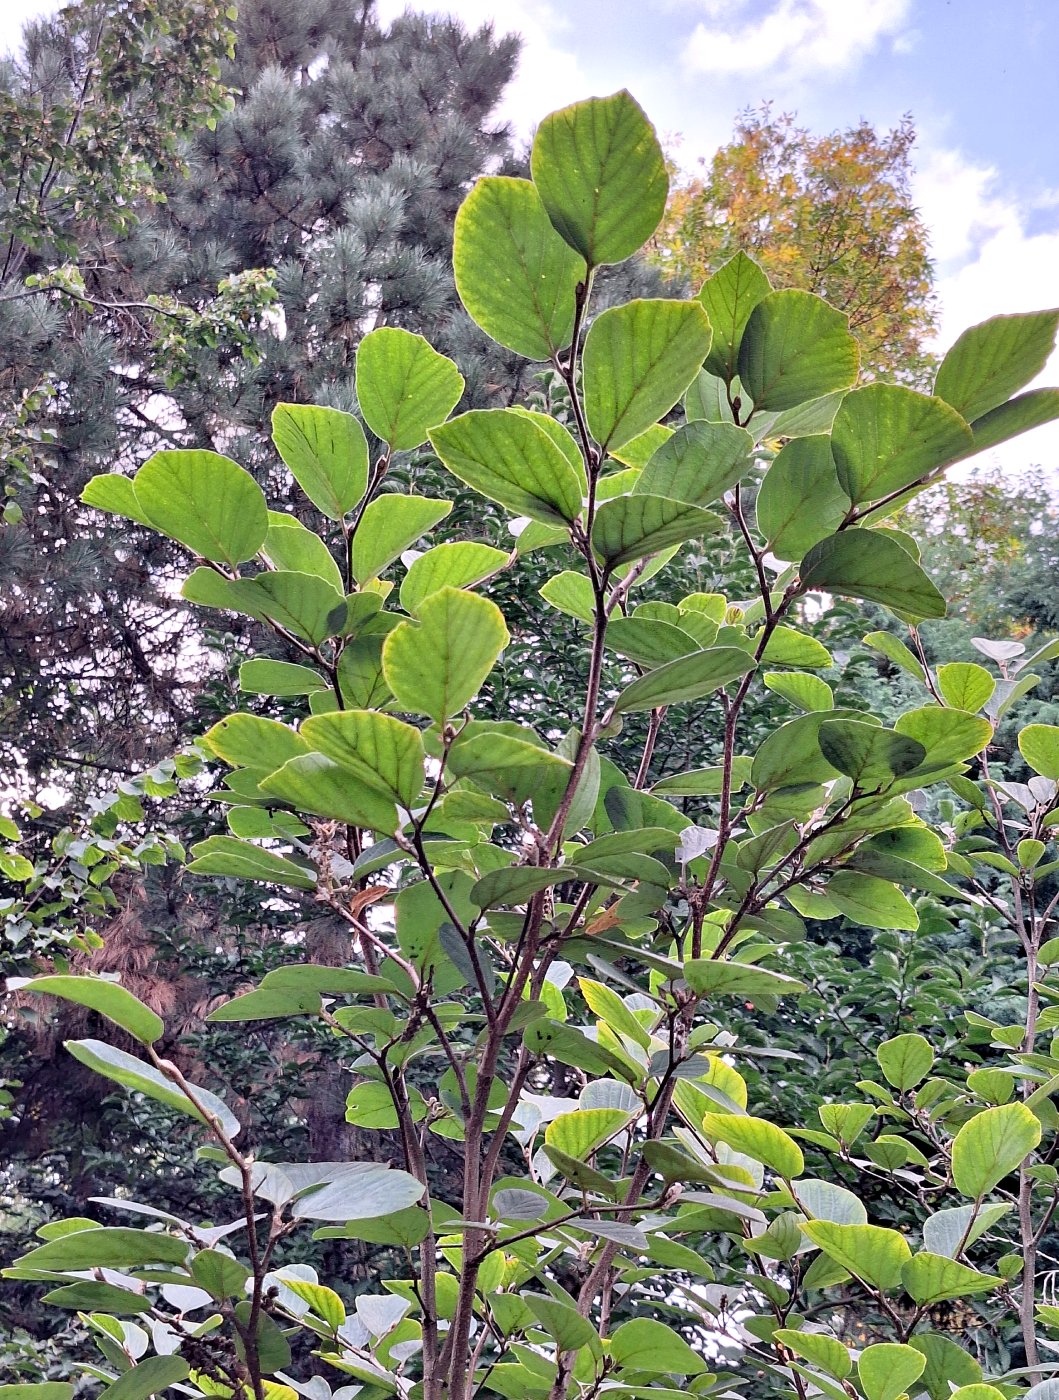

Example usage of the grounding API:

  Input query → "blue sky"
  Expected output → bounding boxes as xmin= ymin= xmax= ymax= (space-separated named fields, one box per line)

xmin=4 ymin=0 xmax=1058 ymax=481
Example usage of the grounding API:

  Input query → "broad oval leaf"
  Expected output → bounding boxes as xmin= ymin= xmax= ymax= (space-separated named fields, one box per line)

xmin=831 ymin=384 xmax=973 ymax=505
xmin=818 ymin=720 xmax=925 ymax=789
xmin=583 ymin=299 xmax=713 ymax=451
xmin=187 ymin=835 xmax=315 ymax=890
xmin=1019 ymin=723 xmax=1059 ymax=780
xmin=901 ymin=1252 xmax=1002 ymax=1305
xmin=951 ymin=1102 xmax=1041 ymax=1198
xmin=614 ymin=646 xmax=756 ymax=713
xmin=301 ymin=710 xmax=425 ymax=808
xmin=544 ymin=1107 xmax=633 ymax=1160
xmin=530 ymin=89 xmax=668 ymax=267
xmin=757 ymin=435 xmax=849 ymax=562
xmin=592 ymin=493 xmax=723 ymax=570
xmin=738 ymin=289 xmax=859 ymax=412
xmin=934 ymin=309 xmax=1059 ymax=424
xmin=876 ymin=1033 xmax=934 ymax=1090
xmin=259 ymin=753 xmax=399 ymax=833
xmin=400 ymin=542 xmax=509 ymax=615
xmin=14 ymin=976 xmax=163 ymax=1045
xmin=382 ymin=586 xmax=509 ymax=722
xmin=699 ymin=251 xmax=772 ymax=381
xmin=800 ymin=529 xmax=945 ymax=621
xmin=290 ymin=1162 xmax=425 ymax=1221
xmin=858 ymin=1344 xmax=926 ymax=1400
xmin=453 ymin=176 xmax=585 ymax=360
xmin=271 ymin=404 xmax=369 ymax=520
xmin=98 ymin=1357 xmax=190 ymax=1400
xmin=429 ymin=409 xmax=583 ymax=526
xmin=65 ymin=1039 xmax=241 ymax=1138
xmin=701 ymin=1112 xmax=804 ymax=1179
xmin=351 ymin=494 xmax=452 ymax=584
xmin=801 ymin=1221 xmax=911 ymax=1291
xmin=131 ymin=451 xmax=268 ymax=566
xmin=937 ymin=662 xmax=996 ymax=713
xmin=204 ymin=713 xmax=309 ymax=771
xmin=609 ymin=1317 xmax=706 ymax=1377
xmin=827 ymin=871 xmax=919 ymax=931
xmin=355 ymin=327 xmax=464 ymax=450
xmin=227 ymin=571 xmax=348 ymax=646
xmin=634 ymin=419 xmax=755 ymax=506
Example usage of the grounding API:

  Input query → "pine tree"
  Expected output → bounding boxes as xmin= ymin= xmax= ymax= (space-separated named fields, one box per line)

xmin=0 ymin=0 xmax=519 ymax=792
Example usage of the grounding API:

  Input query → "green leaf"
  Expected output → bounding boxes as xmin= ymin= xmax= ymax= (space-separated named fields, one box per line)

xmin=262 ymin=513 xmax=344 ymax=591
xmin=429 ymin=409 xmax=583 ymax=526
xmin=15 ymin=976 xmax=163 ymax=1045
xmin=239 ymin=659 xmax=328 ymax=697
xmin=934 ymin=310 xmax=1059 ymax=423
xmin=970 ymin=387 xmax=1059 ymax=452
xmin=826 ymin=872 xmax=919 ymax=931
xmin=545 ymin=1107 xmax=632 ymax=1159
xmin=130 ymin=451 xmax=268 ymax=565
xmin=468 ymin=865 xmax=570 ymax=909
xmin=300 ymin=710 xmax=424 ymax=808
xmin=99 ymin=1358 xmax=190 ymax=1400
xmin=583 ymin=299 xmax=713 ymax=450
xmin=530 ymin=89 xmax=668 ymax=267
xmin=817 ymin=720 xmax=925 ymax=789
xmin=1019 ymin=724 xmax=1059 ymax=779
xmin=203 ymin=713 xmax=308 ymax=771
xmin=801 ymin=1221 xmax=912 ymax=1291
xmin=701 ymin=1112 xmax=804 ymax=1179
xmin=66 ymin=1038 xmax=241 ymax=1137
xmin=290 ymin=1163 xmax=424 ymax=1221
xmin=877 ymin=1034 xmax=934 ymax=1090
xmin=578 ymin=977 xmax=652 ymax=1048
xmin=901 ymin=1253 xmax=1002 ymax=1305
xmin=189 ymin=1248 xmax=249 ymax=1299
xmin=831 ymin=385 xmax=973 ymax=504
xmin=448 ymin=732 xmax=572 ymax=812
xmin=751 ymin=708 xmax=867 ymax=790
xmin=910 ymin=1336 xmax=982 ymax=1400
xmin=609 ymin=1317 xmax=707 ymax=1376
xmin=207 ymin=987 xmax=319 ymax=1022
xmin=227 ymin=571 xmax=348 ymax=645
xmin=81 ymin=473 xmax=156 ymax=529
xmin=800 ymin=529 xmax=946 ymax=621
xmin=738 ymin=290 xmax=859 ymax=412
xmin=187 ymin=835 xmax=315 ymax=890
xmin=760 ymin=627 xmax=832 ymax=669
xmin=540 ymin=570 xmax=596 ymax=624
xmin=684 ymin=961 xmax=805 ymax=999
xmin=614 ymin=647 xmax=756 ymax=712
xmin=382 ymin=586 xmax=509 ymax=722
xmin=16 ymin=1224 xmax=189 ymax=1272
xmin=763 ymin=671 xmax=834 ymax=712
xmin=42 ymin=1282 xmax=151 ymax=1314
xmin=400 ymin=542 xmax=509 ymax=615
xmin=606 ymin=617 xmax=699 ymax=667
xmin=522 ymin=1295 xmax=599 ymax=1353
xmin=773 ymin=1330 xmax=851 ymax=1380
xmin=592 ymin=494 xmax=723 ymax=569
xmin=951 ymin=1103 xmax=1041 ymax=1198
xmin=259 ymin=753 xmax=398 ymax=833
xmin=922 ymin=1203 xmax=1011 ymax=1258
xmin=895 ymin=706 xmax=993 ymax=766
xmin=351 ymin=494 xmax=452 ymax=584
xmin=355 ymin=327 xmax=464 ymax=450
xmin=260 ymin=964 xmax=398 ymax=996
xmin=634 ymin=420 xmax=755 ymax=506
xmin=937 ymin=663 xmax=995 ymax=712
xmin=757 ymin=435 xmax=850 ymax=562
xmin=857 ymin=1344 xmax=926 ymax=1400
xmin=699 ymin=251 xmax=772 ymax=380
xmin=271 ymin=404 xmax=368 ymax=519
xmin=453 ymin=176 xmax=585 ymax=360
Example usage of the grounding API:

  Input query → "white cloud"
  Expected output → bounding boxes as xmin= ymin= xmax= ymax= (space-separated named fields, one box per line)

xmin=916 ymin=147 xmax=1059 ymax=483
xmin=681 ymin=0 xmax=911 ymax=79
xmin=375 ymin=0 xmax=587 ymax=138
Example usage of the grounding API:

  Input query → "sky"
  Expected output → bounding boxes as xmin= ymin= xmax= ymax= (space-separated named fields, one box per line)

xmin=3 ymin=0 xmax=1058 ymax=484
